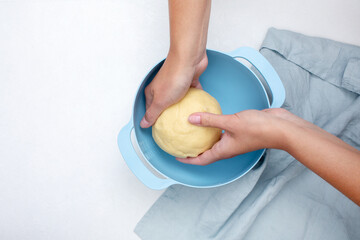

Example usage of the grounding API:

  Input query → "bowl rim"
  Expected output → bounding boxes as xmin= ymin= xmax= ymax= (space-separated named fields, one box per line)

xmin=130 ymin=49 xmax=270 ymax=188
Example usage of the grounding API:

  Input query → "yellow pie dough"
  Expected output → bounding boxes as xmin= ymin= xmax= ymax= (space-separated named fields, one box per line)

xmin=152 ymin=88 xmax=222 ymax=158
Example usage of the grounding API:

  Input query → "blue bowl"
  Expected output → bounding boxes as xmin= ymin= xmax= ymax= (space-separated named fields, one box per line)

xmin=118 ymin=47 xmax=285 ymax=189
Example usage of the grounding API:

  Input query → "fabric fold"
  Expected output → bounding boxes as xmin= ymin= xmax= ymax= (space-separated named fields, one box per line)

xmin=342 ymin=58 xmax=360 ymax=94
xmin=135 ymin=28 xmax=360 ymax=240
xmin=135 ymin=160 xmax=266 ymax=240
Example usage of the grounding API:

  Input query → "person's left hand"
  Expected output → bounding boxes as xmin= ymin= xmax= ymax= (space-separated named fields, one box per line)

xmin=140 ymin=52 xmax=208 ymax=128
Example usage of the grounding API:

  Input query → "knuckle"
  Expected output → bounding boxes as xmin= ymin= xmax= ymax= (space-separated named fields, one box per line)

xmin=226 ymin=115 xmax=239 ymax=131
xmin=211 ymin=148 xmax=222 ymax=161
xmin=145 ymin=109 xmax=156 ymax=122
xmin=201 ymin=113 xmax=212 ymax=126
xmin=270 ymin=108 xmax=288 ymax=117
xmin=232 ymin=112 xmax=242 ymax=121
xmin=144 ymin=86 xmax=153 ymax=97
xmin=144 ymin=86 xmax=150 ymax=95
xmin=198 ymin=158 xmax=210 ymax=166
xmin=195 ymin=155 xmax=207 ymax=166
xmin=152 ymin=100 xmax=165 ymax=110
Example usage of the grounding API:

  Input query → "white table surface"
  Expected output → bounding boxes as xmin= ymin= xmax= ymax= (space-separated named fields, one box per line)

xmin=0 ymin=0 xmax=359 ymax=239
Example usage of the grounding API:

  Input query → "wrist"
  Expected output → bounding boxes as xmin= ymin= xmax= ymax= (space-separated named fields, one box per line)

xmin=168 ymin=46 xmax=206 ymax=68
xmin=265 ymin=117 xmax=296 ymax=151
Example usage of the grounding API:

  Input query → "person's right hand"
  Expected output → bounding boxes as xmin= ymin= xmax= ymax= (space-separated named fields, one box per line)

xmin=176 ymin=108 xmax=356 ymax=166
xmin=140 ymin=52 xmax=208 ymax=128
xmin=176 ymin=108 xmax=314 ymax=165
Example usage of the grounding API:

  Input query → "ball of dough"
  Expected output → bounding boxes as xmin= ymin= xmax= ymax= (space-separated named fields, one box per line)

xmin=152 ymin=88 xmax=222 ymax=158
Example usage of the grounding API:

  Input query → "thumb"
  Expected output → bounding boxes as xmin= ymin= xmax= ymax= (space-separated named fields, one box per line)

xmin=140 ymin=102 xmax=164 ymax=128
xmin=188 ymin=112 xmax=230 ymax=130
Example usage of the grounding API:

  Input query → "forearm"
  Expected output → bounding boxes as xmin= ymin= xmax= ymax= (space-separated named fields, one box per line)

xmin=282 ymin=122 xmax=360 ymax=205
xmin=168 ymin=0 xmax=211 ymax=64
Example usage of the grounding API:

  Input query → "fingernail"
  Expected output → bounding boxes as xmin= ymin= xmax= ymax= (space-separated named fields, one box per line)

xmin=140 ymin=117 xmax=151 ymax=128
xmin=188 ymin=115 xmax=201 ymax=124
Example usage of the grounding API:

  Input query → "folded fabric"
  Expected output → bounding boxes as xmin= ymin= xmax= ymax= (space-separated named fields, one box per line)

xmin=135 ymin=28 xmax=360 ymax=240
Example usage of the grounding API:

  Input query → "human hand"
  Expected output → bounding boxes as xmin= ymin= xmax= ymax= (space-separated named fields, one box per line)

xmin=140 ymin=52 xmax=208 ymax=128
xmin=176 ymin=108 xmax=299 ymax=165
xmin=177 ymin=108 xmax=360 ymax=206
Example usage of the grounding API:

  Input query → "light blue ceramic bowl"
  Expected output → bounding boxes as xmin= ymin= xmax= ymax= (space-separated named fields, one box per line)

xmin=118 ymin=47 xmax=285 ymax=190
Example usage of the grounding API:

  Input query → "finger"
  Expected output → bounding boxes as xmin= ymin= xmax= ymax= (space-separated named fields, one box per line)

xmin=176 ymin=142 xmax=223 ymax=166
xmin=188 ymin=112 xmax=231 ymax=131
xmin=144 ymin=86 xmax=153 ymax=110
xmin=140 ymin=100 xmax=164 ymax=128
xmin=191 ymin=79 xmax=203 ymax=89
xmin=140 ymin=88 xmax=154 ymax=128
xmin=145 ymin=96 xmax=152 ymax=110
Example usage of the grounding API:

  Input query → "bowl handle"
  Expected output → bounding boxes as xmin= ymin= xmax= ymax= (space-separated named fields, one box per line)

xmin=117 ymin=120 xmax=177 ymax=190
xmin=227 ymin=47 xmax=285 ymax=108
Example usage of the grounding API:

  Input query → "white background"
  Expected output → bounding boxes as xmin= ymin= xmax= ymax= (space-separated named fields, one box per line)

xmin=0 ymin=0 xmax=359 ymax=239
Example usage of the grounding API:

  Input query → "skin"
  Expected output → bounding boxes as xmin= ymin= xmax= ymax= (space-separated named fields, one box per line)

xmin=177 ymin=109 xmax=360 ymax=206
xmin=141 ymin=0 xmax=360 ymax=206
xmin=140 ymin=0 xmax=211 ymax=128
